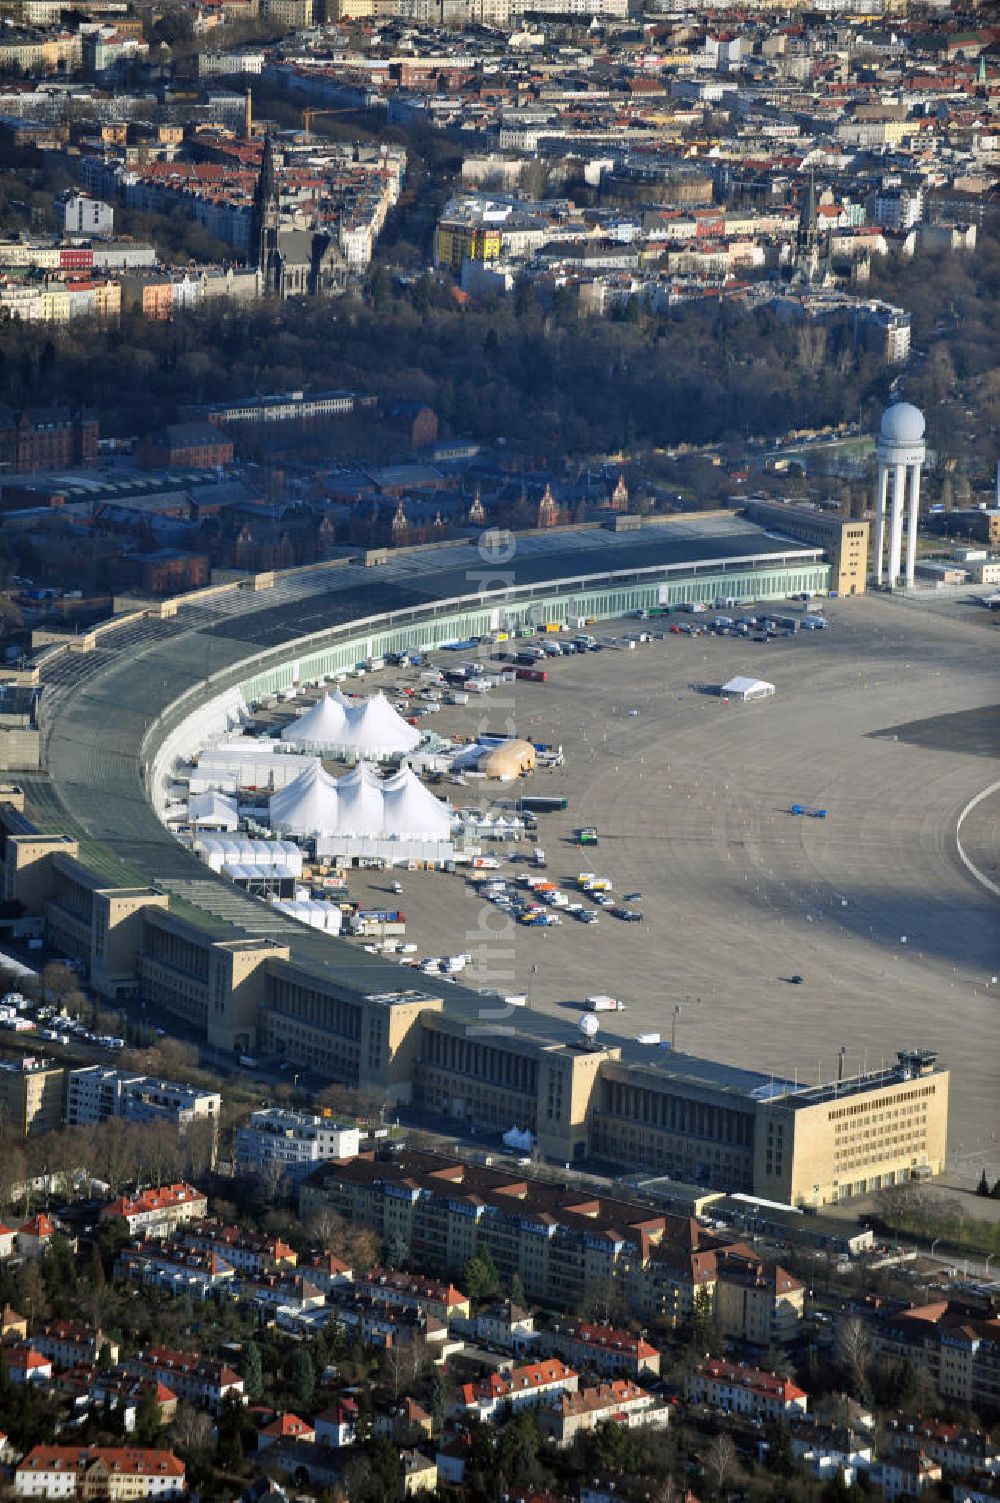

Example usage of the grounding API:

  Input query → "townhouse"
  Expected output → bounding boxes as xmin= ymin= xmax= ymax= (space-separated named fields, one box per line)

xmin=537 ymin=1380 xmax=670 ymax=1447
xmin=873 ymin=1451 xmax=944 ymax=1500
xmin=789 ymin=1421 xmax=874 ymax=1484
xmin=357 ymin=1268 xmax=471 ymax=1324
xmin=883 ymin=1420 xmax=1000 ymax=1478
xmin=128 ymin=1348 xmax=245 ymax=1413
xmin=31 ymin=1323 xmax=119 ymax=1370
xmin=16 ymin=1447 xmax=185 ymax=1500
xmin=101 ymin=1185 xmax=208 ymax=1238
xmin=536 ymin=1319 xmax=660 ymax=1379
xmin=180 ymin=1222 xmax=297 ymax=1275
xmin=258 ymin=1414 xmax=315 ymax=1450
xmin=317 ymin=1291 xmax=445 ymax=1351
xmin=116 ymin=1241 xmax=236 ymax=1301
xmin=314 ymin=1398 xmax=358 ymax=1448
xmin=459 ymin=1359 xmax=579 ymax=1421
xmin=685 ymin=1359 xmax=808 ymax=1420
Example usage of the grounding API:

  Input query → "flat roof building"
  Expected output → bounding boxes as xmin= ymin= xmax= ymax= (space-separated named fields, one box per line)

xmin=742 ymin=499 xmax=869 ymax=596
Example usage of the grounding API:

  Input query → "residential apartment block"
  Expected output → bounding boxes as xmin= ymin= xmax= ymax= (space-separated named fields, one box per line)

xmin=67 ymin=1067 xmax=220 ymax=1129
xmin=300 ymin=1149 xmax=803 ymax=1334
xmin=234 ymin=1107 xmax=360 ymax=1182
xmin=0 ymin=1057 xmax=65 ymax=1139
xmin=869 ymin=1299 xmax=1000 ymax=1412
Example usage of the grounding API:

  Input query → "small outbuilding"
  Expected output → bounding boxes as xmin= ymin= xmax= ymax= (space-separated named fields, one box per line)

xmin=721 ymin=676 xmax=775 ymax=703
xmin=479 ymin=739 xmax=537 ymax=780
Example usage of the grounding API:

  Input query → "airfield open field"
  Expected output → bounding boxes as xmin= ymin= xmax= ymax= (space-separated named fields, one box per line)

xmin=341 ymin=594 xmax=1000 ymax=1174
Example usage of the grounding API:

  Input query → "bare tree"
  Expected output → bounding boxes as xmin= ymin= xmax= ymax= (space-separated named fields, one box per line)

xmin=41 ymin=962 xmax=77 ymax=1005
xmin=169 ymin=1403 xmax=214 ymax=1462
xmin=705 ymin=1433 xmax=737 ymax=1496
xmin=308 ymin=1207 xmax=345 ymax=1250
xmin=256 ymin=1159 xmax=288 ymax=1206
xmin=183 ymin=1117 xmax=217 ymax=1180
xmin=835 ymin=1314 xmax=872 ymax=1398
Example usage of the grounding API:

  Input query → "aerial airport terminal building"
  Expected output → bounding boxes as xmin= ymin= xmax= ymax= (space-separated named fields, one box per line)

xmin=0 ymin=516 xmax=947 ymax=1208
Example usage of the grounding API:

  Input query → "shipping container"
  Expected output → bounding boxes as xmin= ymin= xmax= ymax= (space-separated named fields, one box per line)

xmin=514 ymin=667 xmax=548 ymax=683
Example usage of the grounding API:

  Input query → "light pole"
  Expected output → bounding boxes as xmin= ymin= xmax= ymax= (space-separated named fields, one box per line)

xmin=930 ymin=1237 xmax=941 ymax=1259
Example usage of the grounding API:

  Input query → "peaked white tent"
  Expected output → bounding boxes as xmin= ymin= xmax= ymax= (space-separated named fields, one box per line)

xmin=342 ymin=692 xmax=421 ymax=759
xmin=279 ymin=690 xmax=420 ymax=761
xmin=281 ymin=693 xmax=350 ymax=753
xmin=269 ymin=761 xmax=340 ymax=836
xmin=335 ymin=763 xmax=387 ymax=837
xmin=382 ymin=768 xmax=451 ymax=840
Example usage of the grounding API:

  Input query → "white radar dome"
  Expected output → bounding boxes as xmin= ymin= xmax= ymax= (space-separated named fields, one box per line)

xmin=579 ymin=1013 xmax=600 ymax=1039
xmin=880 ymin=402 xmax=925 ymax=444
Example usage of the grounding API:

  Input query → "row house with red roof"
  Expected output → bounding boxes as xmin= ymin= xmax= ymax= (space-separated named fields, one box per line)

xmin=357 ymin=1267 xmax=470 ymax=1324
xmin=116 ymin=1241 xmax=236 ymax=1302
xmin=31 ymin=1322 xmax=118 ymax=1370
xmin=883 ymin=1419 xmax=1000 ymax=1478
xmin=101 ymin=1184 xmax=208 ymax=1238
xmin=179 ymin=1221 xmax=297 ymax=1274
xmin=458 ymin=1359 xmax=579 ymax=1421
xmin=685 ymin=1358 xmax=808 ymax=1420
xmin=15 ymin=1446 xmax=185 ymax=1500
xmin=537 ymin=1379 xmax=671 ymax=1448
xmin=127 ymin=1348 xmax=244 ymax=1414
xmin=535 ymin=1319 xmax=660 ymax=1379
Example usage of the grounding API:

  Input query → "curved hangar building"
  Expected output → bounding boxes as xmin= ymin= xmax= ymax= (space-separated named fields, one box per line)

xmin=2 ymin=521 xmax=948 ymax=1206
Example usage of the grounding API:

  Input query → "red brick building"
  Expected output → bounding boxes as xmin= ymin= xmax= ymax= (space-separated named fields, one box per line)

xmin=130 ymin=551 xmax=211 ymax=596
xmin=137 ymin=424 xmax=235 ymax=470
xmin=0 ymin=406 xmax=98 ymax=473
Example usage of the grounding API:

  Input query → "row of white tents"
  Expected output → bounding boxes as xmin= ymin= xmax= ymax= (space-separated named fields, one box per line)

xmin=269 ymin=761 xmax=452 ymax=843
xmin=281 ymin=690 xmax=421 ymax=760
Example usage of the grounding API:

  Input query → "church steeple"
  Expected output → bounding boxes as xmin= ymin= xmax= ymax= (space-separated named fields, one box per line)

xmin=252 ymin=134 xmax=282 ymax=293
xmin=797 ymin=173 xmax=817 ymax=253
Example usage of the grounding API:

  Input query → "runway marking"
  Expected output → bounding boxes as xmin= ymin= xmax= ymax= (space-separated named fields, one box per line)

xmin=955 ymin=779 xmax=1000 ymax=901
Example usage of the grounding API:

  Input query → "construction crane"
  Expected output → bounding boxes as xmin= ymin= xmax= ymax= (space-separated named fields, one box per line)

xmin=301 ymin=107 xmax=354 ymax=143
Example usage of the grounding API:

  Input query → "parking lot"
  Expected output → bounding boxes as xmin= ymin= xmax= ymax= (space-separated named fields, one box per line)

xmin=332 ymin=593 xmax=999 ymax=1170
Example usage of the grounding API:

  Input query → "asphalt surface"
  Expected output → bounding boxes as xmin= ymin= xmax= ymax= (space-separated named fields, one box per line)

xmin=339 ymin=596 xmax=1000 ymax=1171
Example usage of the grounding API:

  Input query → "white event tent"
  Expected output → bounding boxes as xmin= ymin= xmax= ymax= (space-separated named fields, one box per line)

xmin=269 ymin=761 xmax=341 ymax=837
xmin=280 ymin=692 xmax=350 ymax=753
xmin=721 ymin=676 xmax=775 ymax=703
xmin=187 ymin=790 xmax=239 ymax=831
xmin=280 ymin=690 xmax=421 ymax=760
xmin=268 ymin=759 xmax=454 ymax=863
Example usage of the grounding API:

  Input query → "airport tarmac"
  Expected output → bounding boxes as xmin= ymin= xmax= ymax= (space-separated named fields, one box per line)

xmin=342 ymin=594 xmax=1000 ymax=1176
